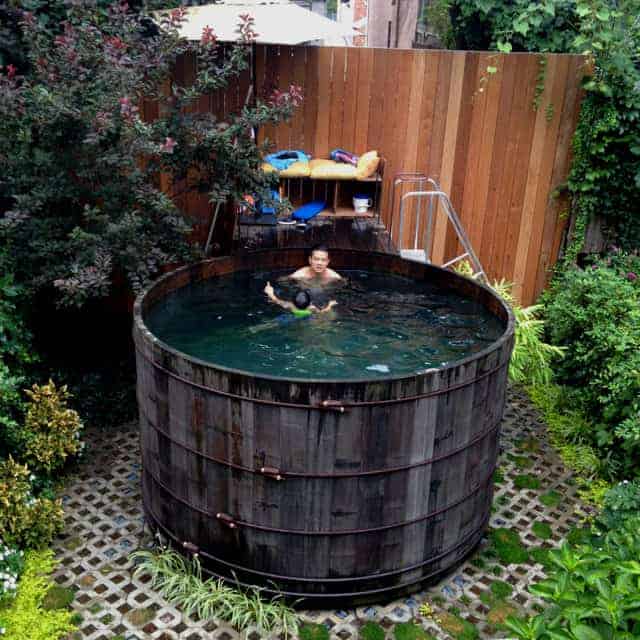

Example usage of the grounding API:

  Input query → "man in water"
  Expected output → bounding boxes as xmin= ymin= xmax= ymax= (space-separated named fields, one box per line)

xmin=290 ymin=244 xmax=342 ymax=283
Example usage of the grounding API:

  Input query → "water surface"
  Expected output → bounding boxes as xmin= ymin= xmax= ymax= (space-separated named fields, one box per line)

xmin=145 ymin=270 xmax=505 ymax=380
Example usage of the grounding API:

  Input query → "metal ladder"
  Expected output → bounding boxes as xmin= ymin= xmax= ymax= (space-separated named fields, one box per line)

xmin=389 ymin=174 xmax=487 ymax=283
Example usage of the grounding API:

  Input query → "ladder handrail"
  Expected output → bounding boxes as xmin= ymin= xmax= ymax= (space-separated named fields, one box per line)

xmin=394 ymin=181 xmax=487 ymax=283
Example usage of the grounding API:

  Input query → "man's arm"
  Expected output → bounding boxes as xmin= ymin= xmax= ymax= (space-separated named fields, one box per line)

xmin=316 ymin=300 xmax=338 ymax=313
xmin=264 ymin=282 xmax=293 ymax=310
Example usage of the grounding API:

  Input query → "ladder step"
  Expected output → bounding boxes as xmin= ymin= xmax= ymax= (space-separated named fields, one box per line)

xmin=400 ymin=249 xmax=428 ymax=263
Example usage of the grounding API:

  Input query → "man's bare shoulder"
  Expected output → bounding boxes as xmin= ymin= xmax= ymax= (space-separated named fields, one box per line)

xmin=290 ymin=267 xmax=311 ymax=279
xmin=325 ymin=268 xmax=342 ymax=280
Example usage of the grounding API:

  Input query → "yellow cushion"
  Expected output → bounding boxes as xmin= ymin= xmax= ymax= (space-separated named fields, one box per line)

xmin=262 ymin=162 xmax=277 ymax=174
xmin=355 ymin=150 xmax=380 ymax=179
xmin=280 ymin=161 xmax=311 ymax=178
xmin=310 ymin=160 xmax=357 ymax=179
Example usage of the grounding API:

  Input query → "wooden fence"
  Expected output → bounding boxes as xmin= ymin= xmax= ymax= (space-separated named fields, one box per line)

xmin=173 ymin=46 xmax=587 ymax=305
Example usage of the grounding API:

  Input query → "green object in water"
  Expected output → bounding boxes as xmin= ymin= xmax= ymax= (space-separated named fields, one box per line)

xmin=291 ymin=307 xmax=312 ymax=318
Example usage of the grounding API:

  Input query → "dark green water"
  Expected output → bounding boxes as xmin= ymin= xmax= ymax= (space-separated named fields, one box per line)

xmin=145 ymin=270 xmax=505 ymax=380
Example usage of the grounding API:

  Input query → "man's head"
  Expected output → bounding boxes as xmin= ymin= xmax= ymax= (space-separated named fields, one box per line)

xmin=308 ymin=244 xmax=330 ymax=275
xmin=293 ymin=290 xmax=311 ymax=310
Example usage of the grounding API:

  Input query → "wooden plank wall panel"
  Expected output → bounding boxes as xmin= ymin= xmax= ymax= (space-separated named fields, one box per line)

xmin=171 ymin=46 xmax=585 ymax=305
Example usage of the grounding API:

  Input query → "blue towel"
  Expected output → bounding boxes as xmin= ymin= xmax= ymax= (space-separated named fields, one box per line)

xmin=292 ymin=200 xmax=326 ymax=221
xmin=265 ymin=150 xmax=310 ymax=171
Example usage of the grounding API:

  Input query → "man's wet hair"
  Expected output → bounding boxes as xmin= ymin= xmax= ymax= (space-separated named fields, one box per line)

xmin=294 ymin=290 xmax=312 ymax=309
xmin=310 ymin=244 xmax=329 ymax=257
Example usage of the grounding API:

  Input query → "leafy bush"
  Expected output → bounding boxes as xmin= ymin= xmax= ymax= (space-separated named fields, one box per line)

xmin=0 ymin=457 xmax=64 ymax=549
xmin=0 ymin=541 xmax=24 ymax=604
xmin=131 ymin=548 xmax=298 ymax=636
xmin=0 ymin=549 xmax=78 ymax=640
xmin=490 ymin=280 xmax=564 ymax=387
xmin=544 ymin=263 xmax=640 ymax=478
xmin=505 ymin=516 xmax=640 ymax=640
xmin=596 ymin=478 xmax=640 ymax=531
xmin=0 ymin=272 xmax=34 ymax=457
xmin=18 ymin=381 xmax=83 ymax=475
xmin=0 ymin=3 xmax=300 ymax=306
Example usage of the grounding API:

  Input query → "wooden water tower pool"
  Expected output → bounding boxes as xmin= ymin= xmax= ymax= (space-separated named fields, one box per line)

xmin=133 ymin=249 xmax=515 ymax=605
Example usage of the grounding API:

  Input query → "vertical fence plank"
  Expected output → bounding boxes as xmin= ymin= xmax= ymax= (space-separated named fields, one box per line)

xmin=499 ymin=55 xmax=541 ymax=288
xmin=303 ymin=47 xmax=319 ymax=156
xmin=342 ymin=48 xmax=361 ymax=154
xmin=521 ymin=55 xmax=571 ymax=304
xmin=354 ymin=48 xmax=374 ymax=154
xmin=432 ymin=52 xmax=466 ymax=264
xmin=479 ymin=53 xmax=517 ymax=281
xmin=534 ymin=56 xmax=584 ymax=297
xmin=329 ymin=47 xmax=347 ymax=155
xmin=512 ymin=55 xmax=562 ymax=301
xmin=314 ymin=47 xmax=333 ymax=158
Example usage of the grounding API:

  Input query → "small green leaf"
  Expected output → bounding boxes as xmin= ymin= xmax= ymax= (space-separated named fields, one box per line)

xmin=576 ymin=5 xmax=591 ymax=17
xmin=570 ymin=623 xmax=604 ymax=640
xmin=513 ymin=20 xmax=530 ymax=36
xmin=487 ymin=65 xmax=498 ymax=74
xmin=497 ymin=41 xmax=512 ymax=53
xmin=595 ymin=8 xmax=610 ymax=20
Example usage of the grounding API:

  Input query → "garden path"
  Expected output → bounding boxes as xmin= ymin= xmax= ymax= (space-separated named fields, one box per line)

xmin=53 ymin=389 xmax=585 ymax=640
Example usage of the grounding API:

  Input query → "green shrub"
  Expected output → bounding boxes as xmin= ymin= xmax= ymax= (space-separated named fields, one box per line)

xmin=131 ymin=548 xmax=298 ymax=636
xmin=505 ymin=516 xmax=640 ymax=640
xmin=596 ymin=478 xmax=640 ymax=530
xmin=0 ymin=457 xmax=64 ymax=549
xmin=527 ymin=383 xmax=603 ymax=481
xmin=544 ymin=264 xmax=640 ymax=478
xmin=0 ymin=549 xmax=78 ymax=640
xmin=490 ymin=280 xmax=564 ymax=387
xmin=20 ymin=381 xmax=83 ymax=475
xmin=360 ymin=621 xmax=385 ymax=640
xmin=0 ymin=272 xmax=34 ymax=458
xmin=0 ymin=3 xmax=299 ymax=307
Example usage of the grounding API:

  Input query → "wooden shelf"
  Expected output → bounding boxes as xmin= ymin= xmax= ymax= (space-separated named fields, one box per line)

xmin=318 ymin=207 xmax=375 ymax=218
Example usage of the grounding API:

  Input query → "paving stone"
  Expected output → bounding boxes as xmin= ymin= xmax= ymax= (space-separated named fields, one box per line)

xmin=52 ymin=388 xmax=585 ymax=639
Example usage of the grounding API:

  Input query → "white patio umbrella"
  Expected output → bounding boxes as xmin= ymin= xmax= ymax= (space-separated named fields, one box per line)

xmin=168 ymin=0 xmax=356 ymax=45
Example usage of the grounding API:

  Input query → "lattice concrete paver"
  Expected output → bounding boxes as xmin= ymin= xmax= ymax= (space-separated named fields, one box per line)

xmin=53 ymin=389 xmax=584 ymax=639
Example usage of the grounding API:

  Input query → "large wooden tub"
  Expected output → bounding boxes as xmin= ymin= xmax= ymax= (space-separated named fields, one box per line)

xmin=134 ymin=249 xmax=515 ymax=605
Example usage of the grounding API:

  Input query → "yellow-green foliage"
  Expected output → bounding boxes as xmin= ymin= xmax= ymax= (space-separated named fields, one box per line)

xmin=0 ymin=549 xmax=77 ymax=640
xmin=452 ymin=259 xmax=474 ymax=278
xmin=23 ymin=381 xmax=83 ymax=474
xmin=131 ymin=548 xmax=298 ymax=636
xmin=527 ymin=383 xmax=610 ymax=506
xmin=0 ymin=458 xmax=64 ymax=549
xmin=490 ymin=281 xmax=564 ymax=386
